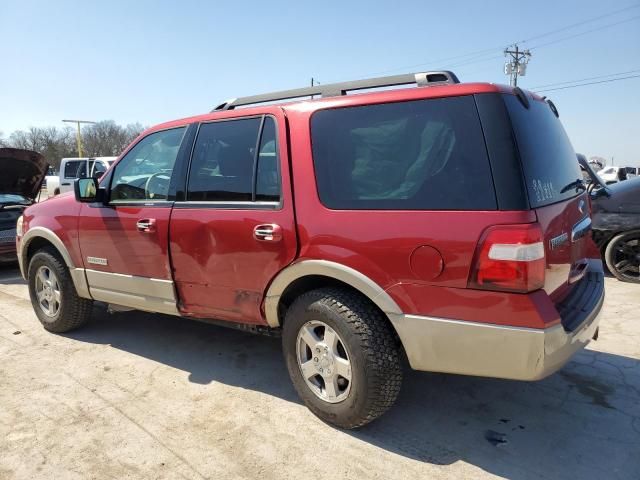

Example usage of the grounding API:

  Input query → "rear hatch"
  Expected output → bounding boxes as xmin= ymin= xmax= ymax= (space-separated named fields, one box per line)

xmin=504 ymin=94 xmax=596 ymax=304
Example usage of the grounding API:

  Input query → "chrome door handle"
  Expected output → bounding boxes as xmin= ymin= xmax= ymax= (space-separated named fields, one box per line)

xmin=136 ymin=218 xmax=156 ymax=233
xmin=253 ymin=224 xmax=282 ymax=242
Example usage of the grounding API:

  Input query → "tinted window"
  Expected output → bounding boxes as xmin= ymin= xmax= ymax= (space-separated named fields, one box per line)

xmin=504 ymin=95 xmax=582 ymax=208
xmin=110 ymin=127 xmax=185 ymax=203
xmin=311 ymin=96 xmax=496 ymax=210
xmin=64 ymin=160 xmax=84 ymax=179
xmin=188 ymin=118 xmax=272 ymax=202
xmin=185 ymin=116 xmax=281 ymax=204
xmin=255 ymin=117 xmax=280 ymax=202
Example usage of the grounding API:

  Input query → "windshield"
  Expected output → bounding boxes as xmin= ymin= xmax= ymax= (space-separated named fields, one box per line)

xmin=0 ymin=194 xmax=30 ymax=205
xmin=504 ymin=94 xmax=582 ymax=208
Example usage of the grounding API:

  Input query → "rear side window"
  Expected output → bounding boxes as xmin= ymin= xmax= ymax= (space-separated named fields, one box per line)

xmin=311 ymin=96 xmax=496 ymax=210
xmin=504 ymin=94 xmax=582 ymax=208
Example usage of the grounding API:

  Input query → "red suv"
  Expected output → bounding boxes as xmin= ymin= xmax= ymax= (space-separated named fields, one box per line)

xmin=17 ymin=71 xmax=604 ymax=428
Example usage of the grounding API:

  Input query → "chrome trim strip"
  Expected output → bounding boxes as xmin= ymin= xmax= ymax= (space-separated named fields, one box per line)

xmin=85 ymin=269 xmax=179 ymax=315
xmin=572 ymin=216 xmax=592 ymax=242
xmin=264 ymin=259 xmax=402 ymax=328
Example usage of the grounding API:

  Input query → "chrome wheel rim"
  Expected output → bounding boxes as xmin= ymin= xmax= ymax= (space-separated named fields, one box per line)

xmin=35 ymin=266 xmax=61 ymax=319
xmin=296 ymin=320 xmax=352 ymax=403
xmin=612 ymin=236 xmax=640 ymax=282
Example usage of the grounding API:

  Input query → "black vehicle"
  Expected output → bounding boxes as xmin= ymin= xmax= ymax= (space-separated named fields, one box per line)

xmin=0 ymin=148 xmax=48 ymax=263
xmin=578 ymin=154 xmax=640 ymax=283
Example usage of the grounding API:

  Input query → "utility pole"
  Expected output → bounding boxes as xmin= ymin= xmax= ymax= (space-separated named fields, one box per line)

xmin=504 ymin=45 xmax=531 ymax=87
xmin=62 ymin=119 xmax=96 ymax=157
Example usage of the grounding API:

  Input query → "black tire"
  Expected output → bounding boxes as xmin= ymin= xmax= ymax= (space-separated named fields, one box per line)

xmin=604 ymin=230 xmax=640 ymax=283
xmin=282 ymin=288 xmax=403 ymax=429
xmin=28 ymin=248 xmax=93 ymax=332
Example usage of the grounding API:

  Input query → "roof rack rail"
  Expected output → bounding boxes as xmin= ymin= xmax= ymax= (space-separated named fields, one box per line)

xmin=212 ymin=70 xmax=459 ymax=111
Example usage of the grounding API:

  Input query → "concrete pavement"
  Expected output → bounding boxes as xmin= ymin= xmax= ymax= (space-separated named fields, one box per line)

xmin=0 ymin=264 xmax=638 ymax=480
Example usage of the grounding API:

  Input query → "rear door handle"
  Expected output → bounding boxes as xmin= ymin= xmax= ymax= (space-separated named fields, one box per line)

xmin=253 ymin=224 xmax=282 ymax=242
xmin=136 ymin=218 xmax=156 ymax=233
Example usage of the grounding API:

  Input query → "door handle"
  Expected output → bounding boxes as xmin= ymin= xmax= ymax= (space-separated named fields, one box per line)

xmin=136 ymin=218 xmax=156 ymax=233
xmin=253 ymin=224 xmax=282 ymax=242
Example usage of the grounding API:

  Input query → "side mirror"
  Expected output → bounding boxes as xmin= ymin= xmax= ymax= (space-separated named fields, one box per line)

xmin=74 ymin=178 xmax=102 ymax=203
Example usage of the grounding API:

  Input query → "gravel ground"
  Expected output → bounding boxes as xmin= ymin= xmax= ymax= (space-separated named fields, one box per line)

xmin=0 ymin=264 xmax=638 ymax=480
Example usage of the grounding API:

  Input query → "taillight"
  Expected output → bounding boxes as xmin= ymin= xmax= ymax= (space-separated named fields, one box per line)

xmin=469 ymin=223 xmax=545 ymax=293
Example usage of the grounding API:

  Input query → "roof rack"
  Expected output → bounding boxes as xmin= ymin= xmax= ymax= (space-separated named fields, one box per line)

xmin=212 ymin=70 xmax=460 ymax=111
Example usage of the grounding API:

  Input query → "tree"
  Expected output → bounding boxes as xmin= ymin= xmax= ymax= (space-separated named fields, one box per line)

xmin=3 ymin=121 xmax=144 ymax=170
xmin=81 ymin=121 xmax=143 ymax=157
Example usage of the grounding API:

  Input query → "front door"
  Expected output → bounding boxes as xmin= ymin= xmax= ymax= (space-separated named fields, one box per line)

xmin=77 ymin=126 xmax=188 ymax=314
xmin=169 ymin=111 xmax=297 ymax=324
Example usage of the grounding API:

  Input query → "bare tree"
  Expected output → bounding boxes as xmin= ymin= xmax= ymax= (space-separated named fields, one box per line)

xmin=4 ymin=121 xmax=144 ymax=170
xmin=82 ymin=121 xmax=144 ymax=157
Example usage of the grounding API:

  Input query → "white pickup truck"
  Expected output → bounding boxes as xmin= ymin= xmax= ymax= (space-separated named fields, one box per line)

xmin=56 ymin=157 xmax=117 ymax=194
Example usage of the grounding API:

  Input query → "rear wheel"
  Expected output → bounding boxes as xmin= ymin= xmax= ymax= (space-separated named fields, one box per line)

xmin=605 ymin=230 xmax=640 ymax=283
xmin=282 ymin=288 xmax=402 ymax=429
xmin=28 ymin=249 xmax=93 ymax=332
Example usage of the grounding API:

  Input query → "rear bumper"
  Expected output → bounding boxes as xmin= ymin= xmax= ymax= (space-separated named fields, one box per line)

xmin=390 ymin=266 xmax=604 ymax=381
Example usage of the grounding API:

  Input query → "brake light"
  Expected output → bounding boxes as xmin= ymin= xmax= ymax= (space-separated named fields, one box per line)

xmin=469 ymin=223 xmax=545 ymax=293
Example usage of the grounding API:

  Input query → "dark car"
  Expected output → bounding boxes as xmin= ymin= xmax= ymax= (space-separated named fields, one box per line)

xmin=578 ymin=154 xmax=640 ymax=283
xmin=0 ymin=148 xmax=48 ymax=263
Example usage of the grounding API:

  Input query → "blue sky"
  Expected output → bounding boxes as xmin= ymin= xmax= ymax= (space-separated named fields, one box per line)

xmin=1 ymin=0 xmax=639 ymax=165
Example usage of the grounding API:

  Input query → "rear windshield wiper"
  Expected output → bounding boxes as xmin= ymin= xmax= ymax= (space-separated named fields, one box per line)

xmin=560 ymin=179 xmax=586 ymax=194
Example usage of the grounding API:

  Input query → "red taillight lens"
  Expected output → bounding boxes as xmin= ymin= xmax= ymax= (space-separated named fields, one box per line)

xmin=469 ymin=223 xmax=545 ymax=293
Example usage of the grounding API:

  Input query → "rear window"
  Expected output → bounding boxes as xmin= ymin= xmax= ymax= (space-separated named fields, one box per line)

xmin=504 ymin=95 xmax=582 ymax=208
xmin=310 ymin=96 xmax=497 ymax=210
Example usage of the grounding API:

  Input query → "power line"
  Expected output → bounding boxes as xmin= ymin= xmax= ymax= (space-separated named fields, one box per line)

xmin=531 ymin=69 xmax=640 ymax=89
xmin=445 ymin=54 xmax=504 ymax=69
xmin=328 ymin=4 xmax=640 ymax=82
xmin=518 ymin=3 xmax=640 ymax=44
xmin=529 ymin=14 xmax=640 ymax=50
xmin=354 ymin=46 xmax=504 ymax=78
xmin=536 ymin=74 xmax=640 ymax=93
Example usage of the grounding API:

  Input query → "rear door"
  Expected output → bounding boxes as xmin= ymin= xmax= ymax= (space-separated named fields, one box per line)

xmin=77 ymin=126 xmax=188 ymax=314
xmin=169 ymin=110 xmax=297 ymax=324
xmin=504 ymin=94 xmax=594 ymax=297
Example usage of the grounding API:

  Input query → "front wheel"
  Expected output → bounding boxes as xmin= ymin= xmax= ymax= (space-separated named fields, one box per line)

xmin=28 ymin=248 xmax=93 ymax=332
xmin=282 ymin=288 xmax=403 ymax=429
xmin=605 ymin=230 xmax=640 ymax=283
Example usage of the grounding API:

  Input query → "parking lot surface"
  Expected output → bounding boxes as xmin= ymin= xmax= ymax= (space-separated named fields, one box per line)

xmin=0 ymin=264 xmax=638 ymax=480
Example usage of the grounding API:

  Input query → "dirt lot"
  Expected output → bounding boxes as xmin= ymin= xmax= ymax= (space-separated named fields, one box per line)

xmin=0 ymin=264 xmax=638 ymax=480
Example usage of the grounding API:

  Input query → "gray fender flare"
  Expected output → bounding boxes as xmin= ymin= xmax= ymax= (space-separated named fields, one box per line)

xmin=19 ymin=227 xmax=91 ymax=299
xmin=264 ymin=259 xmax=403 ymax=328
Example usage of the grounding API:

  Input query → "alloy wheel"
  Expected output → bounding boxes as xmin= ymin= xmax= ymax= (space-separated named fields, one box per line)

xmin=35 ymin=265 xmax=61 ymax=318
xmin=296 ymin=320 xmax=352 ymax=403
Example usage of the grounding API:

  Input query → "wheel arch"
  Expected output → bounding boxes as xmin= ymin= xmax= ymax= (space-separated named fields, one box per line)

xmin=264 ymin=260 xmax=403 ymax=329
xmin=19 ymin=227 xmax=91 ymax=299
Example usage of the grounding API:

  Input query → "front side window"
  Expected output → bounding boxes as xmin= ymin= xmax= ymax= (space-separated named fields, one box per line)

xmin=187 ymin=116 xmax=280 ymax=203
xmin=311 ymin=96 xmax=497 ymax=210
xmin=110 ymin=127 xmax=185 ymax=203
